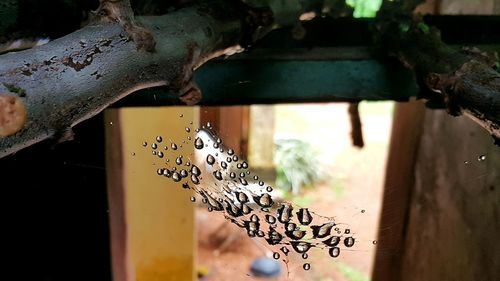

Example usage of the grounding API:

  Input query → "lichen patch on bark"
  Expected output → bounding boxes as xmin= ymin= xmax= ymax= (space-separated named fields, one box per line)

xmin=0 ymin=94 xmax=27 ymax=137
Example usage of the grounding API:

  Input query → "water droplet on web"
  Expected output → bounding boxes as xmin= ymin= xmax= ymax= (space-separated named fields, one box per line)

xmin=206 ymin=154 xmax=215 ymax=165
xmin=236 ymin=192 xmax=249 ymax=203
xmin=265 ymin=214 xmax=276 ymax=224
xmin=194 ymin=137 xmax=204 ymax=149
xmin=179 ymin=114 xmax=183 ymax=118
xmin=303 ymin=263 xmax=311 ymax=271
xmin=176 ymin=156 xmax=183 ymax=165
xmin=478 ymin=155 xmax=486 ymax=161
xmin=171 ymin=143 xmax=177 ymax=150
xmin=152 ymin=151 xmax=157 ymax=155
xmin=185 ymin=127 xmax=190 ymax=133
xmin=277 ymin=204 xmax=293 ymax=223
xmin=250 ymin=214 xmax=259 ymax=222
xmin=156 ymin=136 xmax=162 ymax=143
xmin=302 ymin=253 xmax=308 ymax=259
xmin=280 ymin=246 xmax=289 ymax=256
xmin=237 ymin=163 xmax=242 ymax=169
xmin=191 ymin=165 xmax=201 ymax=176
xmin=226 ymin=157 xmax=232 ymax=163
xmin=311 ymin=222 xmax=335 ymax=238
xmin=361 ymin=209 xmax=366 ymax=213
xmin=253 ymin=193 xmax=273 ymax=207
xmin=180 ymin=169 xmax=188 ymax=178
xmin=157 ymin=151 xmax=164 ymax=158
xmin=273 ymin=252 xmax=280 ymax=260
xmin=172 ymin=172 xmax=181 ymax=182
xmin=131 ymin=152 xmax=136 ymax=156
xmin=266 ymin=186 xmax=273 ymax=192
xmin=329 ymin=247 xmax=340 ymax=258
xmin=206 ymin=122 xmax=212 ymax=129
xmin=151 ymin=143 xmax=158 ymax=149
xmin=230 ymin=172 xmax=236 ymax=178
xmin=372 ymin=240 xmax=378 ymax=245
xmin=182 ymin=183 xmax=190 ymax=189
xmin=191 ymin=175 xmax=200 ymax=185
xmin=213 ymin=142 xmax=219 ymax=149
xmin=232 ymin=155 xmax=238 ymax=161
xmin=297 ymin=208 xmax=313 ymax=225
xmin=188 ymin=136 xmax=192 ymax=141
xmin=265 ymin=227 xmax=283 ymax=245
xmin=345 ymin=229 xmax=351 ymax=234
xmin=239 ymin=172 xmax=245 ymax=178
xmin=190 ymin=196 xmax=196 ymax=202
xmin=221 ymin=161 xmax=227 ymax=169
xmin=258 ymin=181 xmax=264 ymax=186
xmin=285 ymin=228 xmax=306 ymax=240
xmin=228 ymin=149 xmax=234 ymax=155
xmin=162 ymin=169 xmax=171 ymax=178
xmin=323 ymin=236 xmax=340 ymax=247
xmin=290 ymin=241 xmax=312 ymax=253
xmin=213 ymin=170 xmax=223 ymax=181
xmin=344 ymin=237 xmax=355 ymax=247
xmin=142 ymin=141 xmax=147 ymax=147
xmin=157 ymin=168 xmax=164 ymax=175
xmin=253 ymin=175 xmax=259 ymax=180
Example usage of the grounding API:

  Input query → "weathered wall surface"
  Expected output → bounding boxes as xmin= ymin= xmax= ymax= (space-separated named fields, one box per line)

xmin=401 ymin=110 xmax=500 ymax=281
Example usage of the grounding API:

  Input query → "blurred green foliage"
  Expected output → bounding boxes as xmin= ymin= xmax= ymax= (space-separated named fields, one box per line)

xmin=345 ymin=0 xmax=382 ymax=18
xmin=275 ymin=138 xmax=324 ymax=194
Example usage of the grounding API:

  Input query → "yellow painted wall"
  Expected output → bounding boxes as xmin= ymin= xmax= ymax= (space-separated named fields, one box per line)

xmin=106 ymin=107 xmax=198 ymax=281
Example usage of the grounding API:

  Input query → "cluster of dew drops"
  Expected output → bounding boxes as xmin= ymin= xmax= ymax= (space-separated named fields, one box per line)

xmin=140 ymin=114 xmax=372 ymax=272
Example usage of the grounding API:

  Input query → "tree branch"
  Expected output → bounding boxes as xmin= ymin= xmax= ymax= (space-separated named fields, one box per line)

xmin=0 ymin=5 xmax=243 ymax=158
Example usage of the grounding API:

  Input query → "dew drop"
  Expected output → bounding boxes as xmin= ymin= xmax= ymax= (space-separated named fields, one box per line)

xmin=344 ymin=237 xmax=355 ymax=247
xmin=250 ymin=214 xmax=259 ymax=222
xmin=228 ymin=149 xmax=234 ymax=155
xmin=297 ymin=208 xmax=313 ymax=225
xmin=303 ymin=263 xmax=311 ymax=271
xmin=265 ymin=214 xmax=276 ymax=224
xmin=174 ymin=156 xmax=182 ymax=165
xmin=232 ymin=155 xmax=238 ymax=161
xmin=131 ymin=152 xmax=136 ymax=156
xmin=213 ymin=142 xmax=219 ymax=149
xmin=171 ymin=143 xmax=177 ymax=150
xmin=221 ymin=161 xmax=228 ymax=169
xmin=257 ymin=230 xmax=265 ymax=237
xmin=236 ymin=192 xmax=249 ymax=203
xmin=280 ymin=246 xmax=289 ymax=256
xmin=230 ymin=172 xmax=236 ymax=178
xmin=157 ymin=168 xmax=164 ymax=175
xmin=206 ymin=154 xmax=215 ymax=165
xmin=172 ymin=172 xmax=181 ymax=182
xmin=213 ymin=170 xmax=223 ymax=181
xmin=345 ymin=229 xmax=351 ymax=234
xmin=323 ymin=236 xmax=340 ymax=247
xmin=185 ymin=127 xmax=190 ymax=132
xmin=253 ymin=175 xmax=259 ymax=180
xmin=266 ymin=186 xmax=273 ymax=192
xmin=156 ymin=136 xmax=162 ymax=143
xmin=478 ymin=155 xmax=486 ymax=161
xmin=162 ymin=169 xmax=171 ymax=178
xmin=226 ymin=157 xmax=232 ymax=163
xmin=152 ymin=151 xmax=157 ymax=155
xmin=194 ymin=137 xmax=204 ymax=149
xmin=182 ymin=183 xmax=190 ymax=189
xmin=190 ymin=165 xmax=201 ymax=176
xmin=157 ymin=151 xmax=164 ymax=158
xmin=236 ymin=163 xmax=242 ymax=169
xmin=239 ymin=172 xmax=246 ymax=178
xmin=290 ymin=241 xmax=312 ymax=253
xmin=329 ymin=247 xmax=340 ymax=258
xmin=258 ymin=181 xmax=264 ymax=186
xmin=142 ymin=141 xmax=147 ymax=147
xmin=361 ymin=209 xmax=366 ymax=213
xmin=311 ymin=222 xmax=335 ymax=238
xmin=372 ymin=240 xmax=378 ymax=245
xmin=191 ymin=174 xmax=200 ymax=185
xmin=180 ymin=169 xmax=188 ymax=178
xmin=273 ymin=252 xmax=280 ymax=260
xmin=151 ymin=143 xmax=158 ymax=149
xmin=302 ymin=253 xmax=308 ymax=259
xmin=179 ymin=114 xmax=183 ymax=118
xmin=190 ymin=197 xmax=196 ymax=202
xmin=216 ymin=138 xmax=222 ymax=144
xmin=277 ymin=204 xmax=293 ymax=223
xmin=242 ymin=161 xmax=248 ymax=169
xmin=253 ymin=193 xmax=273 ymax=207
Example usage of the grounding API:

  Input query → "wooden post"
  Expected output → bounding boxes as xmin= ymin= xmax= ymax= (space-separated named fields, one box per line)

xmin=372 ymin=100 xmax=426 ymax=281
xmin=105 ymin=107 xmax=198 ymax=281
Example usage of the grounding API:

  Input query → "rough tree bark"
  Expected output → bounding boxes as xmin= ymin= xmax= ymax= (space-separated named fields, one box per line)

xmin=0 ymin=0 xmax=499 ymax=158
xmin=0 ymin=2 xmax=244 ymax=157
